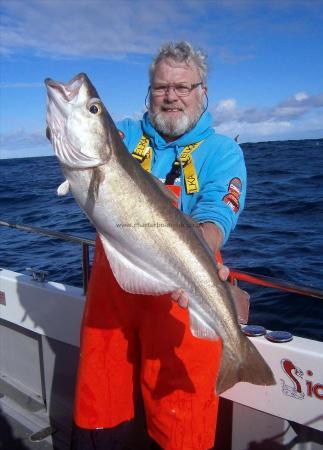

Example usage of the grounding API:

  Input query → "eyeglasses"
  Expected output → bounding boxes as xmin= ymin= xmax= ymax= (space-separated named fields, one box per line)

xmin=150 ymin=82 xmax=203 ymax=97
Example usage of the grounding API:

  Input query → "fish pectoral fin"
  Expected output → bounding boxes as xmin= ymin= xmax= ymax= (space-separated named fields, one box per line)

xmin=189 ymin=308 xmax=219 ymax=340
xmin=100 ymin=235 xmax=174 ymax=295
xmin=57 ymin=180 xmax=70 ymax=196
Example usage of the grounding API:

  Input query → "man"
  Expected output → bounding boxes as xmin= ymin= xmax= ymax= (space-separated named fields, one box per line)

xmin=71 ymin=42 xmax=247 ymax=450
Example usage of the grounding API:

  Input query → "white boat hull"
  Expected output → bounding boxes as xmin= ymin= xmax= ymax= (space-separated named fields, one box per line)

xmin=0 ymin=268 xmax=322 ymax=449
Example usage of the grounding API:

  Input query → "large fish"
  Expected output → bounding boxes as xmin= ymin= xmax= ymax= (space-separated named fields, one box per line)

xmin=45 ymin=73 xmax=275 ymax=394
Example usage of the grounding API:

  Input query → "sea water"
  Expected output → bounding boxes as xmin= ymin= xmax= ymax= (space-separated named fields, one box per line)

xmin=1 ymin=138 xmax=322 ymax=341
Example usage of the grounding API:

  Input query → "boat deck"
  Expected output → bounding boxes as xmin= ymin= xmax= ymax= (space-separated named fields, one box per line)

xmin=0 ymin=410 xmax=53 ymax=450
xmin=0 ymin=219 xmax=322 ymax=450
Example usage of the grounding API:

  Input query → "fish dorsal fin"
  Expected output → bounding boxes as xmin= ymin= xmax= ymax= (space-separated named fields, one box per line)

xmin=99 ymin=234 xmax=176 ymax=295
xmin=189 ymin=308 xmax=219 ymax=340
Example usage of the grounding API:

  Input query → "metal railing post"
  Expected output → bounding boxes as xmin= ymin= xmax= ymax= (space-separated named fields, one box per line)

xmin=82 ymin=242 xmax=90 ymax=295
xmin=0 ymin=219 xmax=95 ymax=293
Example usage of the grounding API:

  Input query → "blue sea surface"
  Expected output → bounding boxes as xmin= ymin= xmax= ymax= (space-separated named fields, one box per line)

xmin=0 ymin=138 xmax=322 ymax=341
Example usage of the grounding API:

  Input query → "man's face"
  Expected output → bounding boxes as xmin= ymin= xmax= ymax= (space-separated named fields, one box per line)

xmin=148 ymin=59 xmax=206 ymax=140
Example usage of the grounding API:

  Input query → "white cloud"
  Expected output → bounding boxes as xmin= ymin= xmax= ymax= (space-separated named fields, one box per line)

xmin=216 ymin=98 xmax=237 ymax=112
xmin=0 ymin=0 xmax=192 ymax=59
xmin=1 ymin=92 xmax=322 ymax=158
xmin=278 ymin=92 xmax=323 ymax=109
xmin=294 ymin=91 xmax=309 ymax=102
xmin=217 ymin=119 xmax=293 ymax=141
xmin=0 ymin=128 xmax=51 ymax=159
xmin=1 ymin=88 xmax=322 ymax=159
xmin=1 ymin=0 xmax=320 ymax=61
xmin=212 ymin=92 xmax=323 ymax=142
xmin=213 ymin=92 xmax=323 ymax=124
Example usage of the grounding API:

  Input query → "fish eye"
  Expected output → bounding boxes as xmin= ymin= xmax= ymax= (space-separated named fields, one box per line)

xmin=88 ymin=101 xmax=102 ymax=115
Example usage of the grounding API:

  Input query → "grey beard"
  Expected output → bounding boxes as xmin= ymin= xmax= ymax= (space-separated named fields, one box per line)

xmin=148 ymin=102 xmax=204 ymax=138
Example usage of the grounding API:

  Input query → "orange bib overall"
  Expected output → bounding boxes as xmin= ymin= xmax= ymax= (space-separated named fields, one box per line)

xmin=73 ymin=188 xmax=223 ymax=450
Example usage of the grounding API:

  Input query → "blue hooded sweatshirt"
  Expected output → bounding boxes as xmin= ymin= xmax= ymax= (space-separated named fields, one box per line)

xmin=117 ymin=111 xmax=246 ymax=245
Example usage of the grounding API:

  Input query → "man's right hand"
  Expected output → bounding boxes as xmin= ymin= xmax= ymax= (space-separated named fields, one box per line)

xmin=171 ymin=262 xmax=230 ymax=308
xmin=171 ymin=288 xmax=189 ymax=308
xmin=171 ymin=263 xmax=250 ymax=324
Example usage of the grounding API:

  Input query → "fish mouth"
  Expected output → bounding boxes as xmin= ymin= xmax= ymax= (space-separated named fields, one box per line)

xmin=45 ymin=73 xmax=86 ymax=102
xmin=45 ymin=73 xmax=87 ymax=147
xmin=45 ymin=72 xmax=107 ymax=170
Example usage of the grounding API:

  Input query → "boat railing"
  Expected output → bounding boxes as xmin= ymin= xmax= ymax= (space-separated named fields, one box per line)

xmin=1 ymin=219 xmax=322 ymax=300
xmin=0 ymin=219 xmax=95 ymax=294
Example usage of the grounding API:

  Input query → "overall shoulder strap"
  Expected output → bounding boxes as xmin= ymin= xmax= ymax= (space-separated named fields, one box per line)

xmin=179 ymin=140 xmax=203 ymax=194
xmin=131 ymin=135 xmax=152 ymax=172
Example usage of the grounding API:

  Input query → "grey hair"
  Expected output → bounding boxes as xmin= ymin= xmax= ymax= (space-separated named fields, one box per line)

xmin=149 ymin=41 xmax=208 ymax=85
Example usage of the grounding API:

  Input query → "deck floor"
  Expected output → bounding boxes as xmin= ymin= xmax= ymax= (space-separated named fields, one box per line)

xmin=0 ymin=409 xmax=53 ymax=450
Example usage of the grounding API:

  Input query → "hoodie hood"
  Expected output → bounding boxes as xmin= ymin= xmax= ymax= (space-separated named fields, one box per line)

xmin=142 ymin=111 xmax=215 ymax=149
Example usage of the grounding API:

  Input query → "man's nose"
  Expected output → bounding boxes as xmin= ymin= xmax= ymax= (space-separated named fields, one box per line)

xmin=164 ymin=87 xmax=179 ymax=101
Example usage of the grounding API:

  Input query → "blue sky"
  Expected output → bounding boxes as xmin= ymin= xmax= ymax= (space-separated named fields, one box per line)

xmin=1 ymin=0 xmax=323 ymax=158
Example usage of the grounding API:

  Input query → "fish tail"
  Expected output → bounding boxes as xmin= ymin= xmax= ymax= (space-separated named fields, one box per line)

xmin=215 ymin=336 xmax=276 ymax=394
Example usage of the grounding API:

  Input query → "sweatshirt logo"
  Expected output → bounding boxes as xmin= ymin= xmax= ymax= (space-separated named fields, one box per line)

xmin=223 ymin=177 xmax=242 ymax=213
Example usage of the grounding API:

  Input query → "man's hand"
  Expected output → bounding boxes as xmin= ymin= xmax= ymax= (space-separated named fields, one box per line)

xmin=171 ymin=288 xmax=189 ymax=308
xmin=171 ymin=220 xmax=250 ymax=323
xmin=171 ymin=263 xmax=229 ymax=308
xmin=171 ymin=263 xmax=250 ymax=324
